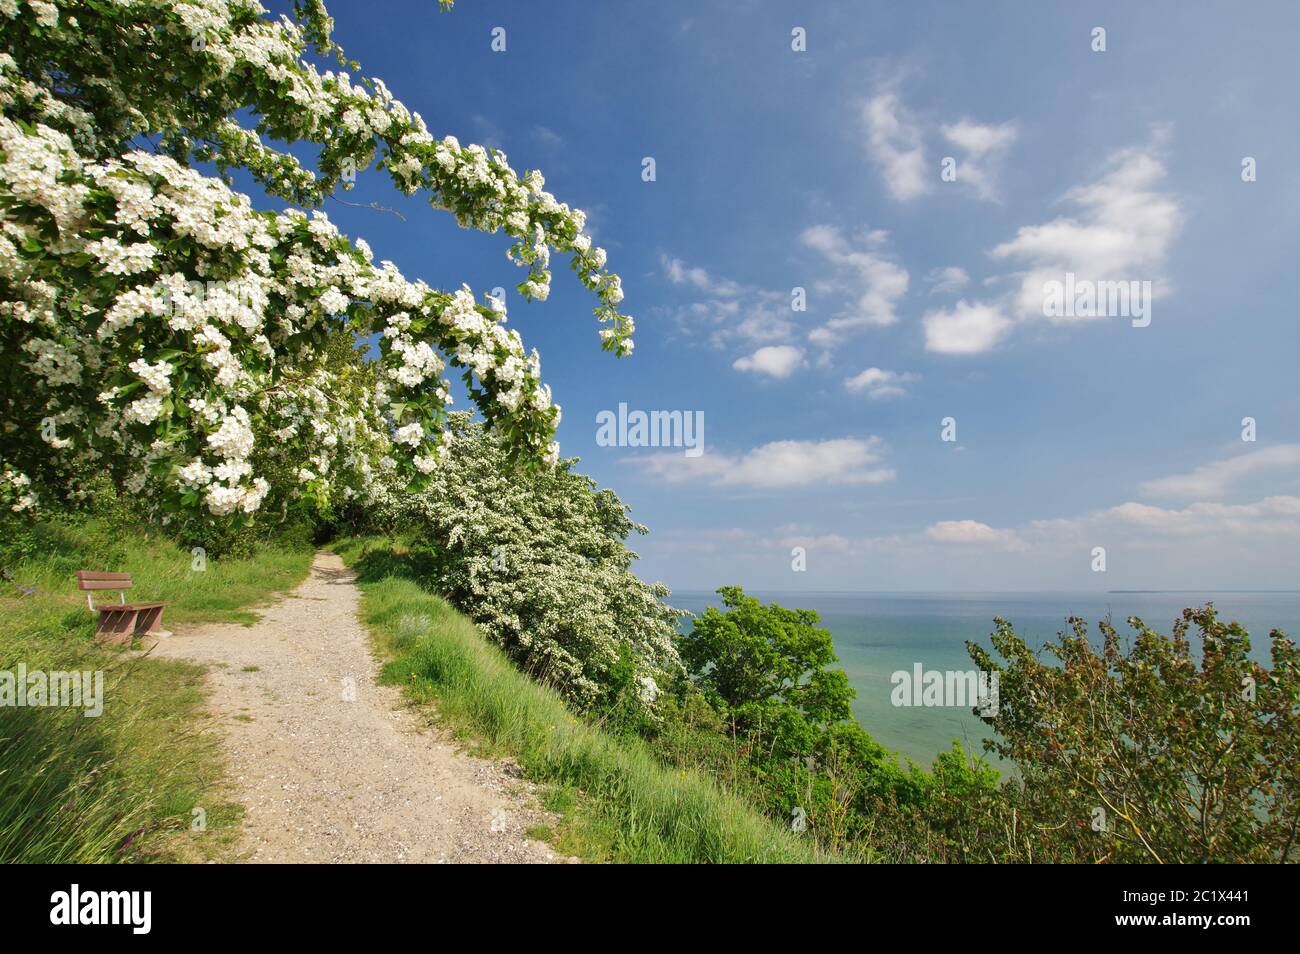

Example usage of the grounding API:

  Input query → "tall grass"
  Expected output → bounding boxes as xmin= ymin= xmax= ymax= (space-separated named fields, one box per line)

xmin=334 ymin=536 xmax=825 ymax=864
xmin=0 ymin=516 xmax=313 ymax=863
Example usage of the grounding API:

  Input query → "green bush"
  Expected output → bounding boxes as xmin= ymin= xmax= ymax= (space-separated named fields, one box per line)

xmin=666 ymin=586 xmax=999 ymax=854
xmin=966 ymin=607 xmax=1299 ymax=862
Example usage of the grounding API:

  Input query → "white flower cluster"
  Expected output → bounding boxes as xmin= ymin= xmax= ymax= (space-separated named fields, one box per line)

xmin=127 ymin=358 xmax=171 ymax=393
xmin=23 ymin=337 xmax=83 ymax=388
xmin=0 ymin=115 xmax=88 ymax=234
xmin=0 ymin=0 xmax=638 ymax=524
xmin=173 ymin=405 xmax=268 ymax=515
xmin=1 ymin=467 xmax=37 ymax=513
xmin=85 ymin=237 xmax=158 ymax=276
xmin=376 ymin=416 xmax=683 ymax=712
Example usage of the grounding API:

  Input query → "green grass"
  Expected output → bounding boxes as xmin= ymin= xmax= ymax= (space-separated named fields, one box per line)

xmin=0 ymin=516 xmax=313 ymax=863
xmin=334 ymin=535 xmax=826 ymax=864
xmin=2 ymin=519 xmax=311 ymax=634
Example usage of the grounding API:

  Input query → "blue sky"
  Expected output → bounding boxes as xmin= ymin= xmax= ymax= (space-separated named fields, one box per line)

xmin=274 ymin=0 xmax=1300 ymax=592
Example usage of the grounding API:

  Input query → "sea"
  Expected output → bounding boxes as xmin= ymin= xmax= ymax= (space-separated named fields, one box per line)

xmin=669 ymin=590 xmax=1300 ymax=772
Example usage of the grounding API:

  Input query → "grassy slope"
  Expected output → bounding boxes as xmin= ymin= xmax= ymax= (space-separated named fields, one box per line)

xmin=334 ymin=536 xmax=825 ymax=864
xmin=0 ymin=518 xmax=312 ymax=863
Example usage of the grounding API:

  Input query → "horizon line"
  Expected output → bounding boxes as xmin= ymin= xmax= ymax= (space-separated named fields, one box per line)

xmin=665 ymin=588 xmax=1300 ymax=596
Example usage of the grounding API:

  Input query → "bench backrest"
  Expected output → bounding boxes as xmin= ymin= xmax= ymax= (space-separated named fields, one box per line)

xmin=76 ymin=571 xmax=130 ymax=610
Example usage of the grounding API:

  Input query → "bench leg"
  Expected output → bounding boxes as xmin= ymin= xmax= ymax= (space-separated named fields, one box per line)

xmin=95 ymin=608 xmax=138 ymax=645
xmin=134 ymin=606 xmax=164 ymax=635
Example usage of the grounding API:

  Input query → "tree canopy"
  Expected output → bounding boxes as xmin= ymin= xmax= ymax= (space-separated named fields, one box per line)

xmin=1 ymin=0 xmax=633 ymax=525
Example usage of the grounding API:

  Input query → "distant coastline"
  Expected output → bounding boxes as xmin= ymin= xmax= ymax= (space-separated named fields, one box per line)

xmin=1108 ymin=589 xmax=1300 ymax=594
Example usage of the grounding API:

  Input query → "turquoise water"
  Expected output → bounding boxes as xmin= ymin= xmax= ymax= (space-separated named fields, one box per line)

xmin=670 ymin=590 xmax=1300 ymax=771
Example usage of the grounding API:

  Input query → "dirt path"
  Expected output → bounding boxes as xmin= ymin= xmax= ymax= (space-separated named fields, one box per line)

xmin=153 ymin=551 xmax=562 ymax=863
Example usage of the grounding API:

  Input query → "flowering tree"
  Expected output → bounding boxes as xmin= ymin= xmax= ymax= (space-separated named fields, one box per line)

xmin=367 ymin=412 xmax=682 ymax=711
xmin=1 ymin=0 xmax=634 ymax=522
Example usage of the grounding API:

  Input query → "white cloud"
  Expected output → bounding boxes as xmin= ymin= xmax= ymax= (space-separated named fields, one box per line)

xmin=925 ymin=520 xmax=1023 ymax=549
xmin=660 ymin=256 xmax=793 ymax=348
xmin=991 ymin=135 xmax=1183 ymax=320
xmin=664 ymin=221 xmax=908 ymax=358
xmin=733 ymin=345 xmax=806 ymax=379
xmin=862 ymin=89 xmax=929 ymax=200
xmin=801 ymin=224 xmax=909 ymax=345
xmin=662 ymin=254 xmax=742 ymax=297
xmin=644 ymin=488 xmax=1300 ymax=591
xmin=1090 ymin=496 xmax=1300 ymax=538
xmin=922 ymin=299 xmax=1013 ymax=354
xmin=926 ymin=266 xmax=970 ymax=295
xmin=844 ymin=367 xmax=917 ymax=399
xmin=1020 ymin=495 xmax=1300 ymax=543
xmin=775 ymin=531 xmax=861 ymax=553
xmin=931 ymin=492 xmax=1300 ymax=552
xmin=1139 ymin=445 xmax=1300 ymax=500
xmin=644 ymin=487 xmax=1300 ymax=590
xmin=909 ymin=133 xmax=1184 ymax=356
xmin=941 ymin=119 xmax=1018 ymax=200
xmin=470 ymin=114 xmax=504 ymax=150
xmin=861 ymin=81 xmax=1015 ymax=203
xmin=942 ymin=119 xmax=1018 ymax=157
xmin=532 ymin=125 xmax=563 ymax=148
xmin=629 ymin=437 xmax=895 ymax=489
xmin=727 ymin=302 xmax=798 ymax=344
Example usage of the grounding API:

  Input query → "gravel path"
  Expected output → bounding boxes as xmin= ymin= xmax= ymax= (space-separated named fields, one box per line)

xmin=153 ymin=551 xmax=562 ymax=863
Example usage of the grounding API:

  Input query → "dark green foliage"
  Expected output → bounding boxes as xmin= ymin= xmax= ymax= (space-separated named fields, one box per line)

xmin=966 ymin=607 xmax=1299 ymax=862
xmin=679 ymin=585 xmax=854 ymax=755
xmin=664 ymin=586 xmax=998 ymax=855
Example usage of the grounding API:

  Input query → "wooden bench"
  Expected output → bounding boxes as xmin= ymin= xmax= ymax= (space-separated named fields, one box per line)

xmin=76 ymin=571 xmax=167 ymax=645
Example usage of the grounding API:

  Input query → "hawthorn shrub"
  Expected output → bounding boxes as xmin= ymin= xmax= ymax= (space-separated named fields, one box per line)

xmin=368 ymin=413 xmax=681 ymax=712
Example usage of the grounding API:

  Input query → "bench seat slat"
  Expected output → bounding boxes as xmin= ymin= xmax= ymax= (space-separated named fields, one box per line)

xmin=76 ymin=571 xmax=132 ymax=582
xmin=97 ymin=602 xmax=165 ymax=611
